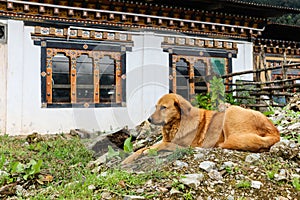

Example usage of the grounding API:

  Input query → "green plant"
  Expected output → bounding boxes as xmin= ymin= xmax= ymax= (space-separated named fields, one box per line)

xmin=193 ymin=93 xmax=212 ymax=110
xmin=292 ymin=178 xmax=300 ymax=191
xmin=267 ymin=170 xmax=276 ymax=180
xmin=236 ymin=180 xmax=251 ymax=188
xmin=226 ymin=93 xmax=239 ymax=106
xmin=225 ymin=166 xmax=233 ymax=174
xmin=209 ymin=76 xmax=225 ymax=110
xmin=172 ymin=178 xmax=185 ymax=191
xmin=183 ymin=189 xmax=194 ymax=200
xmin=123 ymin=136 xmax=133 ymax=153
xmin=107 ymin=145 xmax=120 ymax=160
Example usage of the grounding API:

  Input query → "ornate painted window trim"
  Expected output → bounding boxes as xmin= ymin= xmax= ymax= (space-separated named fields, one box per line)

xmin=36 ymin=40 xmax=128 ymax=108
xmin=164 ymin=46 xmax=236 ymax=100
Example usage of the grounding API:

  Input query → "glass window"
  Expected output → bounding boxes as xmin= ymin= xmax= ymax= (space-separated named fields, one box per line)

xmin=76 ymin=54 xmax=94 ymax=103
xmin=99 ymin=56 xmax=115 ymax=103
xmin=43 ymin=48 xmax=123 ymax=107
xmin=194 ymin=60 xmax=207 ymax=95
xmin=176 ymin=59 xmax=189 ymax=100
xmin=52 ymin=53 xmax=71 ymax=103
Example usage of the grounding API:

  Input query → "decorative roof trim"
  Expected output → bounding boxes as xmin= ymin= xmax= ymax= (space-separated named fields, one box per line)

xmin=5 ymin=0 xmax=265 ymax=33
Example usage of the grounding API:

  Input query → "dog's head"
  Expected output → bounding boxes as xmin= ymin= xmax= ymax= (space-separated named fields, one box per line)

xmin=148 ymin=94 xmax=192 ymax=125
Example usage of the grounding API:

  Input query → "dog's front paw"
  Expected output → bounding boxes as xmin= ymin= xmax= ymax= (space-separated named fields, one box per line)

xmin=121 ymin=148 xmax=149 ymax=165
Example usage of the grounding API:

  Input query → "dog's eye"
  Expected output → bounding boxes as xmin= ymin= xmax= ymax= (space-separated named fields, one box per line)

xmin=160 ymin=106 xmax=167 ymax=110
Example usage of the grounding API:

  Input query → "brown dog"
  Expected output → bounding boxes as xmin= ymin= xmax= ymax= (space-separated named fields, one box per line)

xmin=122 ymin=93 xmax=280 ymax=164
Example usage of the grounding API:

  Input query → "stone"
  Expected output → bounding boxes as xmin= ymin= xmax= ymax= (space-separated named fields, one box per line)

xmin=180 ymin=173 xmax=204 ymax=189
xmin=251 ymin=180 xmax=262 ymax=189
xmin=288 ymin=122 xmax=300 ymax=130
xmin=220 ymin=161 xmax=235 ymax=170
xmin=245 ymin=153 xmax=260 ymax=163
xmin=275 ymin=169 xmax=288 ymax=181
xmin=88 ymin=184 xmax=96 ymax=190
xmin=123 ymin=195 xmax=145 ymax=200
xmin=208 ymin=170 xmax=223 ymax=181
xmin=194 ymin=153 xmax=205 ymax=160
xmin=174 ymin=160 xmax=188 ymax=168
xmin=101 ymin=192 xmax=112 ymax=199
xmin=199 ymin=161 xmax=216 ymax=172
xmin=170 ymin=188 xmax=182 ymax=195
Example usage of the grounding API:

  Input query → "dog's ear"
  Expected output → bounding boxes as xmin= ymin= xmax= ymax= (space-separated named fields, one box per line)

xmin=174 ymin=94 xmax=192 ymax=115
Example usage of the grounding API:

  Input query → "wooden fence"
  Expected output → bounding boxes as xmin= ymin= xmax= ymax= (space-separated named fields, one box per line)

xmin=222 ymin=63 xmax=300 ymax=109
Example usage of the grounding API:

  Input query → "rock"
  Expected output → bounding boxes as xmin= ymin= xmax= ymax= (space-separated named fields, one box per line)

xmin=220 ymin=161 xmax=235 ymax=170
xmin=88 ymin=153 xmax=107 ymax=169
xmin=86 ymin=127 xmax=131 ymax=158
xmin=288 ymin=122 xmax=300 ymax=130
xmin=285 ymin=94 xmax=300 ymax=112
xmin=251 ymin=180 xmax=262 ymax=189
xmin=158 ymin=187 xmax=169 ymax=193
xmin=245 ymin=153 xmax=260 ymax=163
xmin=170 ymin=188 xmax=182 ymax=195
xmin=227 ymin=195 xmax=235 ymax=200
xmin=199 ymin=161 xmax=216 ymax=172
xmin=194 ymin=152 xmax=205 ymax=160
xmin=101 ymin=192 xmax=112 ymax=199
xmin=0 ymin=170 xmax=9 ymax=177
xmin=136 ymin=188 xmax=144 ymax=193
xmin=174 ymin=160 xmax=188 ymax=168
xmin=208 ymin=170 xmax=223 ymax=181
xmin=275 ymin=169 xmax=288 ymax=181
xmin=180 ymin=174 xmax=204 ymax=189
xmin=123 ymin=195 xmax=145 ymax=200
xmin=275 ymin=196 xmax=289 ymax=200
xmin=88 ymin=184 xmax=96 ymax=191
xmin=70 ymin=129 xmax=93 ymax=139
xmin=15 ymin=185 xmax=27 ymax=196
xmin=270 ymin=140 xmax=300 ymax=160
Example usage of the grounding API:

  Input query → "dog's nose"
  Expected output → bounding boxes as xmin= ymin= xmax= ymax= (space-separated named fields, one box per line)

xmin=148 ymin=117 xmax=152 ymax=123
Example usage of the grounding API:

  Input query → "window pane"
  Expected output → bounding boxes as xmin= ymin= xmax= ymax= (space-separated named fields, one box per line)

xmin=211 ymin=58 xmax=225 ymax=76
xmin=100 ymin=56 xmax=115 ymax=103
xmin=76 ymin=54 xmax=94 ymax=103
xmin=52 ymin=53 xmax=70 ymax=102
xmin=176 ymin=59 xmax=189 ymax=99
xmin=194 ymin=60 xmax=207 ymax=95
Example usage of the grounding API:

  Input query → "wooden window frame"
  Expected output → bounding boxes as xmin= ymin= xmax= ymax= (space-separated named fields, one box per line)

xmin=169 ymin=50 xmax=234 ymax=100
xmin=39 ymin=40 xmax=127 ymax=108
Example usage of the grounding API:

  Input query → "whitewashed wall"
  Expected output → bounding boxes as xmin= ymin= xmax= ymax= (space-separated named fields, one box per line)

xmin=0 ymin=19 xmax=253 ymax=135
xmin=1 ymin=20 xmax=169 ymax=135
xmin=0 ymin=20 xmax=8 ymax=134
xmin=232 ymin=42 xmax=254 ymax=82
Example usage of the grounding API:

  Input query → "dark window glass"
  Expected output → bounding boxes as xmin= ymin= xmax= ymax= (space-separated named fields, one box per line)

xmin=76 ymin=55 xmax=94 ymax=103
xmin=100 ymin=56 xmax=115 ymax=103
xmin=52 ymin=53 xmax=70 ymax=102
xmin=194 ymin=60 xmax=207 ymax=95
xmin=0 ymin=25 xmax=4 ymax=40
xmin=176 ymin=59 xmax=189 ymax=100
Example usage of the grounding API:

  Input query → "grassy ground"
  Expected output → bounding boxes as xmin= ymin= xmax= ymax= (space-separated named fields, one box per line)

xmin=0 ymin=107 xmax=299 ymax=199
xmin=1 ymin=132 xmax=299 ymax=199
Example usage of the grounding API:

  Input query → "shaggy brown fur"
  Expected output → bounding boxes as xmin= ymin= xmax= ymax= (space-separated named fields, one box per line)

xmin=122 ymin=93 xmax=280 ymax=164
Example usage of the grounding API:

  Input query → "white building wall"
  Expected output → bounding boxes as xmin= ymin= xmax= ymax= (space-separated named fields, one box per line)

xmin=1 ymin=19 xmax=254 ymax=136
xmin=232 ymin=42 xmax=254 ymax=82
xmin=2 ymin=20 xmax=169 ymax=135
xmin=0 ymin=20 xmax=8 ymax=134
xmin=126 ymin=32 xmax=169 ymax=126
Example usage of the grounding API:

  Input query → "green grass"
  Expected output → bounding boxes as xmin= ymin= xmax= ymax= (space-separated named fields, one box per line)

xmin=0 ymin=134 xmax=179 ymax=199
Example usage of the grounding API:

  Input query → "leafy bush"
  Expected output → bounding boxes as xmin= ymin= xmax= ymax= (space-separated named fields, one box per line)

xmin=193 ymin=76 xmax=239 ymax=110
